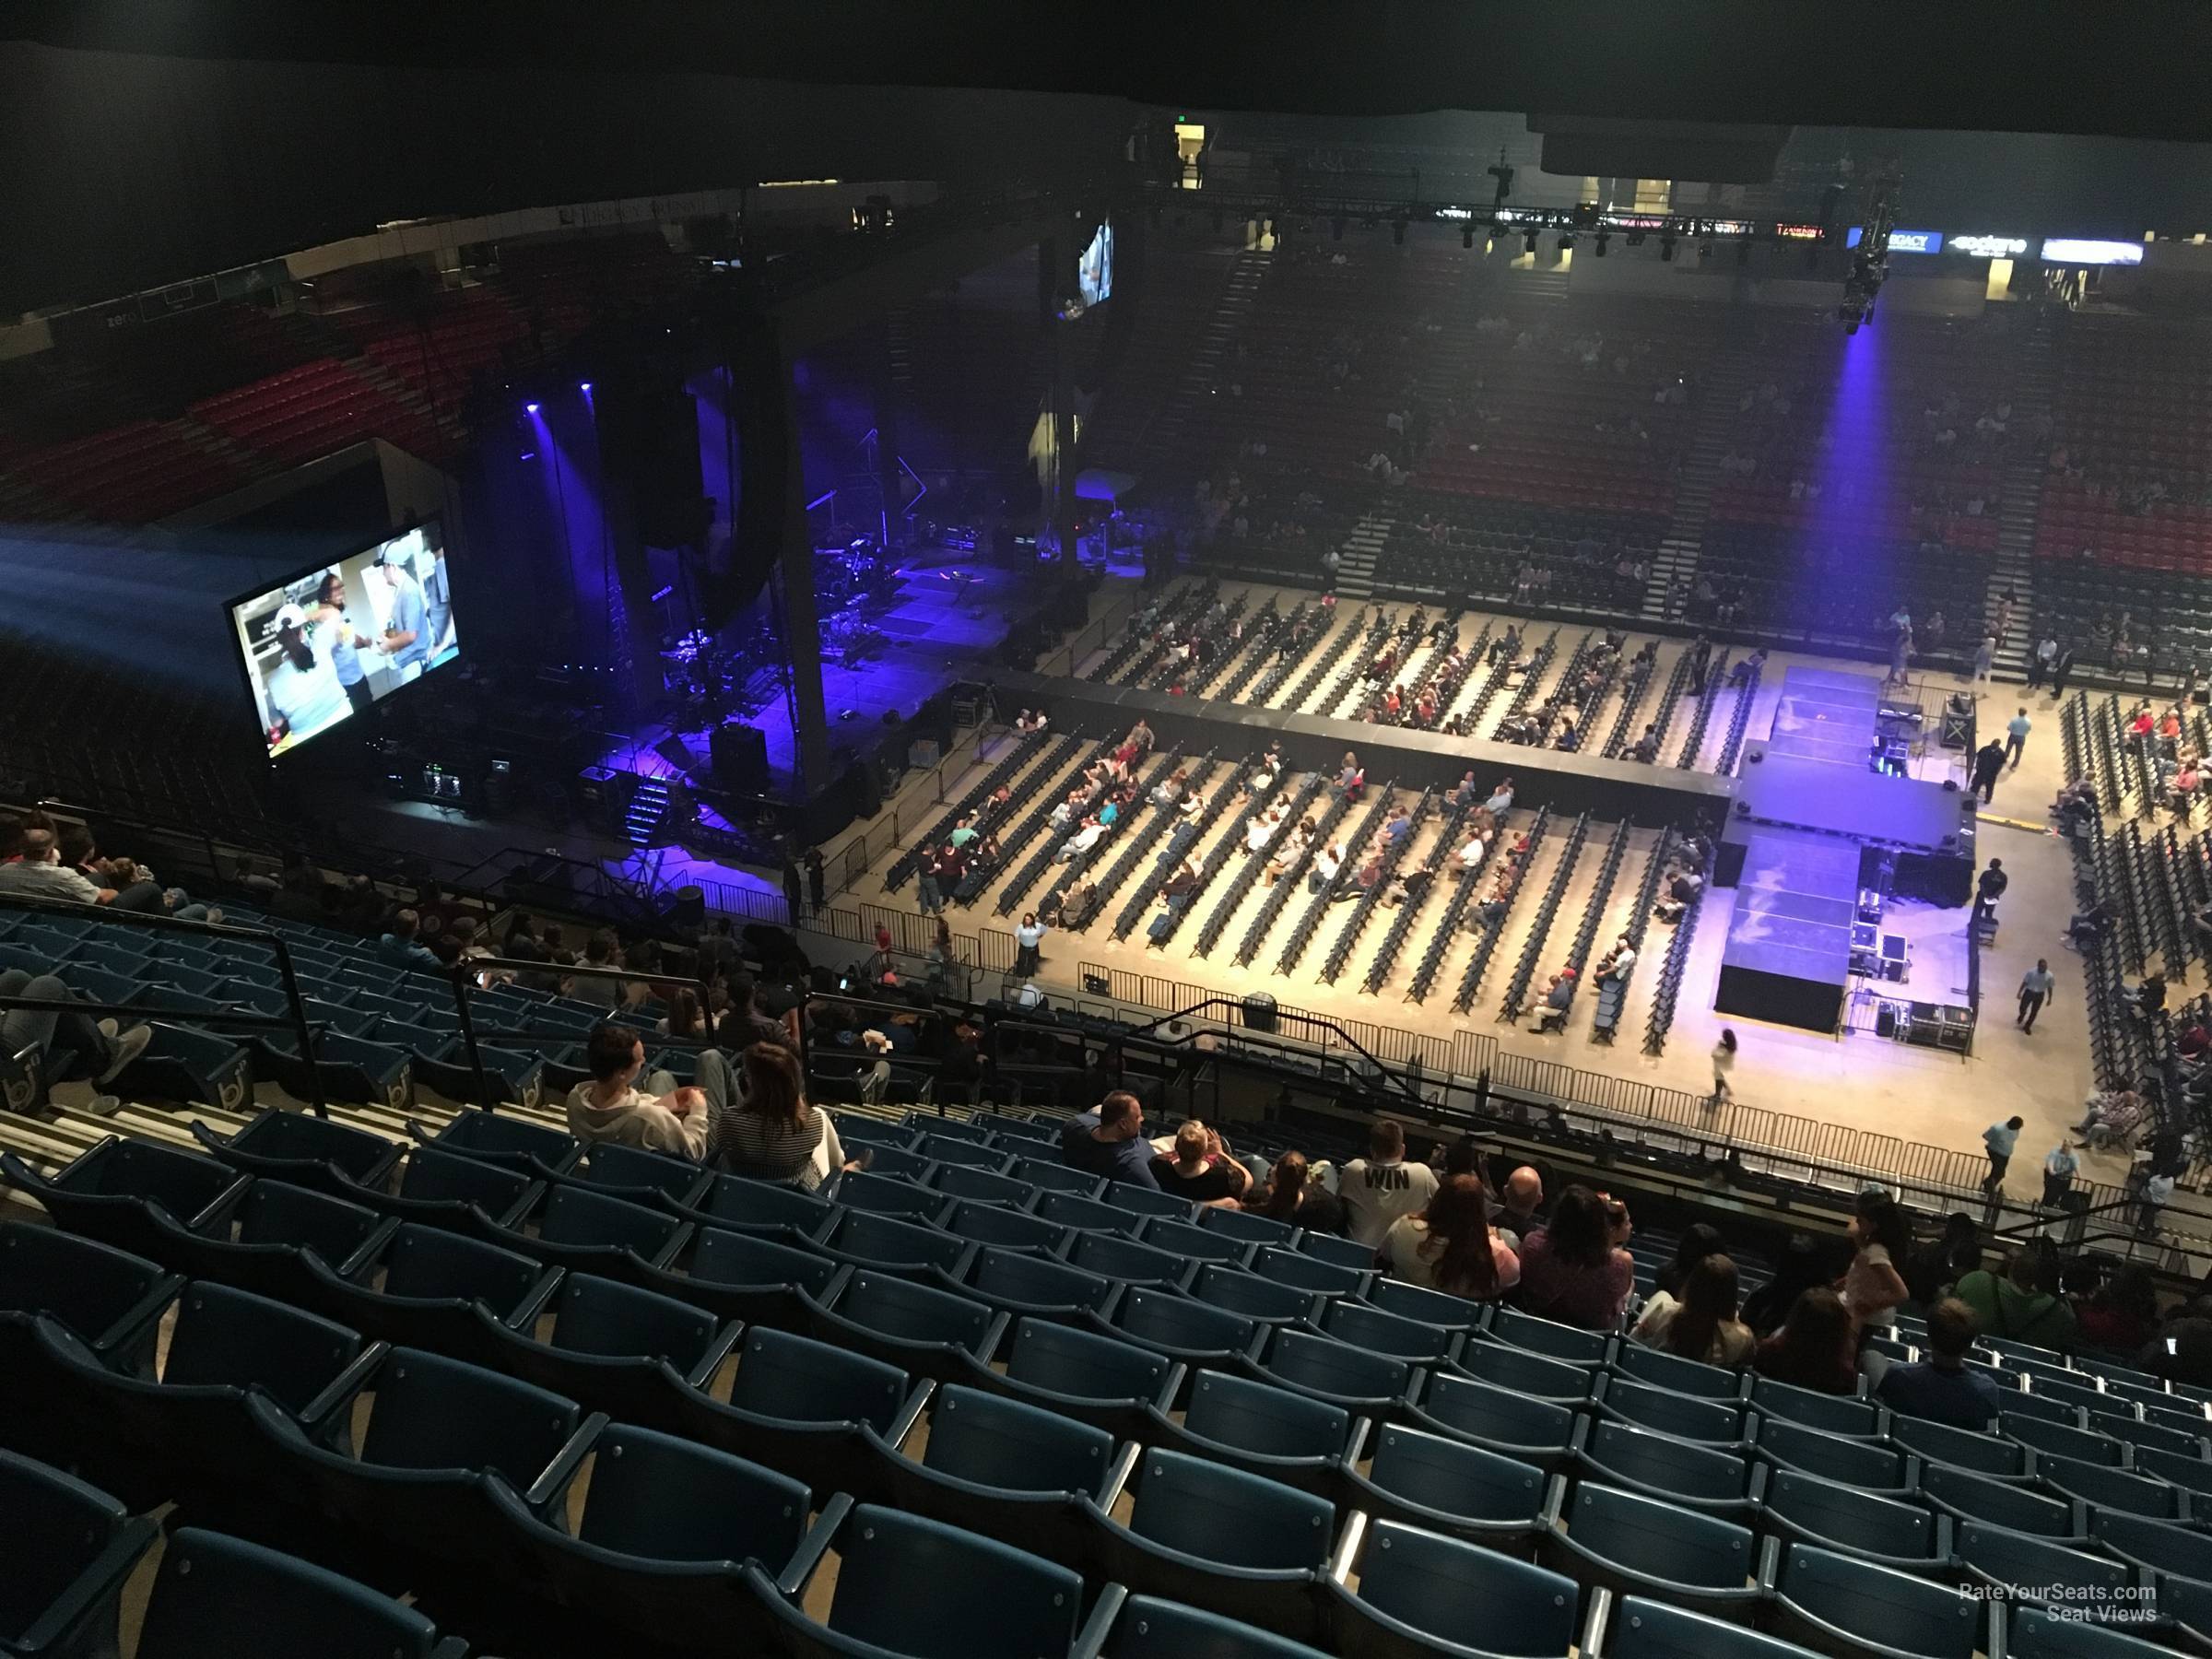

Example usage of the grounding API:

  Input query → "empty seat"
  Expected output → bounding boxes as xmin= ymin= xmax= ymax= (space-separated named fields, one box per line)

xmin=2038 ymin=1453 xmax=2189 ymax=1520
xmin=928 ymin=1165 xmax=1036 ymax=1208
xmin=138 ymin=1526 xmax=467 ymax=1659
xmin=806 ymin=1270 xmax=1006 ymax=1381
xmin=1580 ymin=1419 xmax=1765 ymax=1518
xmin=1541 ymin=1480 xmax=1764 ymax=1620
xmin=1198 ymin=1206 xmax=1300 ymax=1247
xmin=299 ymin=1222 xmax=557 ymax=1369
xmin=815 ymin=1208 xmax=971 ymax=1276
xmin=834 ymin=1171 xmax=945 ymax=1220
xmin=0 ymin=1219 xmax=178 ymax=1370
xmin=190 ymin=1107 xmax=402 ymax=1199
xmin=683 ymin=1171 xmax=836 ymax=1238
xmin=1148 ymin=1370 xmax=1353 ymax=1494
xmin=1083 ymin=1448 xmax=1337 ymax=1640
xmin=1760 ymin=1467 xmax=1948 ymax=1569
xmin=1921 ymin=1463 xmax=2082 ymax=1537
xmin=1103 ymin=1595 xmax=1332 ymax=1659
xmin=1767 ymin=1542 xmax=1986 ymax=1659
xmin=2089 ymin=1508 xmax=2212 ymax=1581
xmin=2001 ymin=1601 xmax=2171 ymax=1659
xmin=947 ymin=1245 xmax=1113 ymax=1320
xmin=1312 ymin=1299 xmax=1456 ymax=1366
xmin=1192 ymin=1265 xmax=1321 ymax=1326
xmin=1362 ymin=1278 xmax=1485 ymax=1335
xmin=753 ymin=1502 xmax=1090 ymax=1659
xmin=409 ymin=1107 xmax=581 ymax=1176
xmin=483 ymin=1422 xmax=819 ymax=1656
xmin=1297 ymin=1231 xmax=1384 ymax=1274
xmin=1406 ymin=1371 xmax=1583 ymax=1470
xmin=476 ymin=1182 xmax=689 ymax=1286
xmin=1755 ymin=1417 xmax=1919 ymax=1495
xmin=1600 ymin=1595 xmax=1830 ymax=1659
xmin=0 ymin=1447 xmax=159 ymax=1659
xmin=868 ymin=1382 xmax=1117 ymax=1563
xmin=1 ymin=1138 xmax=249 ymax=1262
xmin=2003 ymin=1413 xmax=2124 ymax=1467
xmin=1950 ymin=1520 xmax=2135 ymax=1610
xmin=1096 ymin=1285 xmax=1260 ymax=1368
xmin=1453 ymin=1337 xmax=1598 ymax=1404
xmin=638 ymin=1225 xmax=841 ymax=1328
xmin=937 ymin=1197 xmax=1066 ymax=1253
xmin=962 ymin=1316 xmax=1182 ymax=1441
xmin=1140 ymin=1217 xmax=1257 ymax=1266
xmin=1598 ymin=1376 xmax=1747 ymax=1444
xmin=667 ymin=1324 xmax=924 ymax=1497
xmin=1613 ymin=1342 xmax=1744 ymax=1401
xmin=1747 ymin=1378 xmax=1878 ymax=1437
xmin=1889 ymin=1417 xmax=2022 ymax=1475
xmin=1244 ymin=1328 xmax=1417 ymax=1416
xmin=1336 ymin=1423 xmax=1549 ymax=1550
xmin=147 ymin=1179 xmax=394 ymax=1309
xmin=1327 ymin=1515 xmax=1580 ymax=1659
xmin=562 ymin=1142 xmax=712 ymax=1207
xmin=1250 ymin=1247 xmax=1367 ymax=1299
xmin=477 ymin=1270 xmax=735 ymax=1431
xmin=347 ymin=1145 xmax=541 ymax=1233
xmin=1488 ymin=1306 xmax=1610 ymax=1363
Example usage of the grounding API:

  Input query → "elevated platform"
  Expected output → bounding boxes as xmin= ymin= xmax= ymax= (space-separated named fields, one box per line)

xmin=1714 ymin=830 xmax=1861 ymax=1035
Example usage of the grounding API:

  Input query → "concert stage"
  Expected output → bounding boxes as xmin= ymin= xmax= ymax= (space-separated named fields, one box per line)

xmin=1714 ymin=830 xmax=1862 ymax=1034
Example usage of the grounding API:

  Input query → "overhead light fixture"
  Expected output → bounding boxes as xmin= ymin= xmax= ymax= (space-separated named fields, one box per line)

xmin=1660 ymin=234 xmax=1677 ymax=262
xmin=1391 ymin=218 xmax=1406 ymax=246
xmin=1700 ymin=241 xmax=1715 ymax=261
xmin=1524 ymin=229 xmax=1540 ymax=254
xmin=1463 ymin=224 xmax=1475 ymax=250
xmin=1559 ymin=233 xmax=1576 ymax=253
xmin=1333 ymin=217 xmax=1346 ymax=241
xmin=1737 ymin=241 xmax=1751 ymax=266
xmin=1625 ymin=229 xmax=1646 ymax=248
xmin=1594 ymin=233 xmax=1609 ymax=258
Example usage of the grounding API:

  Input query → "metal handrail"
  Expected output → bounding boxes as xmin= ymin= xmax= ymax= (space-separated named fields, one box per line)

xmin=0 ymin=891 xmax=326 ymax=1116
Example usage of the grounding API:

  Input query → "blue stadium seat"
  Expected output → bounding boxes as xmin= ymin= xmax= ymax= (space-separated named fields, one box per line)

xmin=338 ymin=1144 xmax=540 ymax=1234
xmin=1453 ymin=1337 xmax=1599 ymax=1403
xmin=1249 ymin=1246 xmax=1368 ymax=1299
xmin=942 ymin=1245 xmax=1113 ymax=1321
xmin=2089 ymin=1509 xmax=2212 ymax=1581
xmin=1147 ymin=1369 xmax=1355 ymax=1494
xmin=1613 ymin=1341 xmax=1747 ymax=1400
xmin=814 ymin=1207 xmax=971 ymax=1276
xmin=833 ymin=1171 xmax=946 ymax=1220
xmin=408 ymin=1109 xmax=581 ymax=1178
xmin=1361 ymin=1277 xmax=1485 ymax=1335
xmin=483 ymin=1422 xmax=824 ymax=1657
xmin=137 ymin=1526 xmax=468 ymax=1658
xmin=680 ymin=1171 xmax=836 ymax=1238
xmin=1140 ymin=1217 xmax=1257 ymax=1266
xmin=1327 ymin=1515 xmax=1580 ymax=1659
xmin=1888 ymin=1417 xmax=2028 ymax=1476
xmin=1102 ymin=1595 xmax=1332 ymax=1659
xmin=1069 ymin=1230 xmax=1194 ymax=1288
xmin=476 ymin=1270 xmax=735 ymax=1432
xmin=2002 ymin=1602 xmax=2173 ymax=1659
xmin=1312 ymin=1299 xmax=1457 ymax=1366
xmin=852 ymin=1142 xmax=934 ymax=1181
xmin=1488 ymin=1306 xmax=1611 ymax=1363
xmin=33 ymin=1280 xmax=376 ymax=1505
xmin=1096 ymin=1285 xmax=1262 ymax=1371
xmin=1097 ymin=1180 xmax=1194 ymax=1221
xmin=1745 ymin=1378 xmax=1877 ymax=1437
xmin=1192 ymin=1265 xmax=1321 ymax=1326
xmin=146 ymin=1179 xmax=394 ymax=1308
xmin=637 ymin=1225 xmax=842 ymax=1328
xmin=751 ymin=1502 xmax=1092 ymax=1659
xmin=1406 ymin=1371 xmax=1584 ymax=1471
xmin=927 ymin=1165 xmax=1037 ymax=1208
xmin=475 ymin=1182 xmax=689 ymax=1286
xmin=1541 ymin=1480 xmax=1765 ymax=1620
xmin=960 ymin=1316 xmax=1182 ymax=1441
xmin=1920 ymin=1462 xmax=2084 ymax=1537
xmin=1083 ymin=1447 xmax=1337 ymax=1640
xmin=1579 ymin=1419 xmax=1766 ymax=1518
xmin=1243 ymin=1327 xmax=1417 ymax=1417
xmin=298 ymin=1222 xmax=557 ymax=1369
xmin=0 ymin=1448 xmax=159 ymax=1659
xmin=561 ymin=1142 xmax=713 ymax=1207
xmin=1754 ymin=1417 xmax=1920 ymax=1495
xmin=2037 ymin=1453 xmax=2190 ymax=1520
xmin=2129 ymin=1445 xmax=2212 ymax=1499
xmin=936 ymin=1197 xmax=1067 ymax=1253
xmin=1 ymin=1137 xmax=249 ymax=1263
xmin=1008 ymin=1157 xmax=1102 ymax=1196
xmin=805 ymin=1269 xmax=1007 ymax=1381
xmin=665 ymin=1324 xmax=926 ymax=1499
xmin=1759 ymin=1467 xmax=1949 ymax=1570
xmin=1597 ymin=1375 xmax=1748 ymax=1444
xmin=247 ymin=1346 xmax=599 ymax=1573
xmin=1199 ymin=1206 xmax=1300 ymax=1248
xmin=0 ymin=1219 xmax=178 ymax=1372
xmin=868 ymin=1382 xmax=1117 ymax=1564
xmin=1767 ymin=1542 xmax=1986 ymax=1659
xmin=1337 ymin=1424 xmax=1549 ymax=1550
xmin=1598 ymin=1596 xmax=1826 ymax=1659
xmin=1297 ymin=1231 xmax=1383 ymax=1274
xmin=1950 ymin=1520 xmax=2136 ymax=1609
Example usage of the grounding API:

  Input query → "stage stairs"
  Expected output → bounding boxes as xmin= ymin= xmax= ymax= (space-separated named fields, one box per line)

xmin=1641 ymin=346 xmax=1759 ymax=624
xmin=624 ymin=776 xmax=673 ymax=847
xmin=1333 ymin=512 xmax=1394 ymax=602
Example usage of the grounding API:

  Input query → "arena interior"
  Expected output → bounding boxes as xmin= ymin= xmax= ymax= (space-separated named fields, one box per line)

xmin=12 ymin=10 xmax=2212 ymax=1656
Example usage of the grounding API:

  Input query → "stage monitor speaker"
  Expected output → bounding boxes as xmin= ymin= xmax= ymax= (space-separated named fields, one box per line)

xmin=710 ymin=722 xmax=770 ymax=792
xmin=848 ymin=759 xmax=882 ymax=818
xmin=667 ymin=885 xmax=706 ymax=928
xmin=1242 ymin=992 xmax=1277 ymax=1033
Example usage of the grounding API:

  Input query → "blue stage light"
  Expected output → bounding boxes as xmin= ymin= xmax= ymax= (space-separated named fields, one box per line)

xmin=524 ymin=401 xmax=541 ymax=414
xmin=580 ymin=382 xmax=593 ymax=393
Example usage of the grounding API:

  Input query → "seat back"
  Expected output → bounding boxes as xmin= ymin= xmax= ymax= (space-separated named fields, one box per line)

xmin=1953 ymin=1521 xmax=2133 ymax=1605
xmin=1317 ymin=1298 xmax=1452 ymax=1362
xmin=822 ymin=1208 xmax=968 ymax=1273
xmin=1199 ymin=1206 xmax=1297 ymax=1246
xmin=962 ymin=1248 xmax=1113 ymax=1315
xmin=137 ymin=1526 xmax=453 ymax=1659
xmin=423 ymin=1108 xmax=576 ymax=1171
xmin=1749 ymin=1377 xmax=1877 ymax=1436
xmin=1193 ymin=1266 xmax=1316 ymax=1324
xmin=163 ymin=1281 xmax=366 ymax=1416
xmin=1112 ymin=1286 xmax=1258 ymax=1359
xmin=215 ymin=1109 xmax=398 ymax=1183
xmin=1260 ymin=1329 xmax=1413 ymax=1406
xmin=1615 ymin=1341 xmax=1741 ymax=1399
xmin=1563 ymin=1480 xmax=1757 ymax=1590
xmin=1457 ymin=1338 xmax=1595 ymax=1402
xmin=1355 ymin=1518 xmax=1580 ymax=1650
xmin=0 ymin=1446 xmax=136 ymax=1640
xmin=1777 ymin=1543 xmax=1982 ymax=1659
xmin=1421 ymin=1371 xmax=1577 ymax=1454
xmin=1489 ymin=1306 xmax=1610 ymax=1362
xmin=568 ymin=1142 xmax=706 ymax=1203
xmin=2038 ymin=1453 xmax=2183 ymax=1518
xmin=1250 ymin=1247 xmax=1363 ymax=1297
xmin=536 ymin=1183 xmax=682 ymax=1257
xmin=0 ymin=1220 xmax=172 ymax=1342
xmin=544 ymin=1273 xmax=720 ymax=1365
xmin=1889 ymin=1416 xmax=2019 ymax=1474
xmin=1125 ymin=1448 xmax=1335 ymax=1570
xmin=1182 ymin=1371 xmax=1347 ymax=1459
xmin=1584 ymin=1419 xmax=1749 ymax=1502
xmin=1005 ymin=1317 xmax=1174 ymax=1404
xmin=919 ymin=1383 xmax=1115 ymax=1498
xmin=1107 ymin=1595 xmax=1335 ymax=1658
xmin=726 ymin=1326 xmax=910 ymax=1433
xmin=1068 ymin=1231 xmax=1186 ymax=1286
xmin=376 ymin=1225 xmax=545 ymax=1314
xmin=833 ymin=1272 xmax=997 ymax=1353
xmin=1764 ymin=1467 xmax=1937 ymax=1557
xmin=1364 ymin=1277 xmax=1485 ymax=1333
xmin=818 ymin=1504 xmax=1085 ymax=1659
xmin=1606 ymin=1596 xmax=1835 ymax=1659
xmin=688 ymin=1228 xmax=840 ymax=1297
xmin=1603 ymin=1377 xmax=1745 ymax=1442
xmin=1365 ymin=1424 xmax=1547 ymax=1523
xmin=358 ymin=1347 xmax=582 ymax=1486
xmin=700 ymin=1172 xmax=834 ymax=1234
xmin=1921 ymin=1463 xmax=2077 ymax=1537
xmin=575 ymin=1422 xmax=812 ymax=1565
xmin=1757 ymin=1417 xmax=1911 ymax=1488
xmin=2090 ymin=1509 xmax=2212 ymax=1580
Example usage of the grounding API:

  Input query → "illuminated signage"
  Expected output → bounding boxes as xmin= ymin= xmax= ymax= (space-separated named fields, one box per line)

xmin=1948 ymin=235 xmax=2030 ymax=259
xmin=2040 ymin=238 xmax=2144 ymax=265
xmin=1772 ymin=223 xmax=1824 ymax=241
xmin=1845 ymin=228 xmax=1943 ymax=253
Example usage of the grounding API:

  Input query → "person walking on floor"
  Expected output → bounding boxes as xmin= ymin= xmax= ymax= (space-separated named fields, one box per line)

xmin=2005 ymin=708 xmax=2032 ymax=770
xmin=2017 ymin=959 xmax=2055 ymax=1034
xmin=1013 ymin=912 xmax=1046 ymax=977
xmin=2041 ymin=1142 xmax=2077 ymax=1209
xmin=1975 ymin=858 xmax=2009 ymax=924
xmin=1972 ymin=634 xmax=1996 ymax=685
xmin=1971 ymin=739 xmax=2006 ymax=806
xmin=1708 ymin=1029 xmax=1737 ymax=1111
xmin=1982 ymin=1114 xmax=2024 ymax=1195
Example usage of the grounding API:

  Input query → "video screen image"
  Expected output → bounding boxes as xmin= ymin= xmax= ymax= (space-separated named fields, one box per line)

xmin=1078 ymin=219 xmax=1114 ymax=305
xmin=229 ymin=520 xmax=457 ymax=758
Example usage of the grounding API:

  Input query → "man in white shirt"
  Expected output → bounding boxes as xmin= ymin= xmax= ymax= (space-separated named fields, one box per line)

xmin=1338 ymin=1120 xmax=1439 ymax=1250
xmin=1057 ymin=818 xmax=1105 ymax=862
xmin=565 ymin=1023 xmax=708 ymax=1159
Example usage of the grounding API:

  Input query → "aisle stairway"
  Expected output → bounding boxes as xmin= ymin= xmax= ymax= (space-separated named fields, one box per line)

xmin=1987 ymin=318 xmax=2055 ymax=678
xmin=1334 ymin=512 xmax=1394 ymax=602
xmin=1643 ymin=347 xmax=1759 ymax=623
xmin=1136 ymin=247 xmax=1270 ymax=471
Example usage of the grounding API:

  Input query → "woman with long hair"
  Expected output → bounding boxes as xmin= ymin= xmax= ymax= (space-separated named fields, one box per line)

xmin=1654 ymin=1222 xmax=1725 ymax=1299
xmin=1632 ymin=1253 xmax=1754 ymax=1365
xmin=660 ymin=986 xmax=706 ymax=1039
xmin=1382 ymin=1174 xmax=1521 ymax=1301
xmin=1753 ymin=1288 xmax=1859 ymax=1394
xmin=1516 ymin=1185 xmax=1636 ymax=1330
xmin=707 ymin=1041 xmax=860 ymax=1191
xmin=1242 ymin=1149 xmax=1346 ymax=1235
xmin=1842 ymin=1194 xmax=1911 ymax=1334
xmin=1740 ymin=1233 xmax=1834 ymax=1336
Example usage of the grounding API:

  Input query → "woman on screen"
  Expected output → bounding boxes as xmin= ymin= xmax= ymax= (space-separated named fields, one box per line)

xmin=309 ymin=570 xmax=376 ymax=713
xmin=263 ymin=603 xmax=350 ymax=748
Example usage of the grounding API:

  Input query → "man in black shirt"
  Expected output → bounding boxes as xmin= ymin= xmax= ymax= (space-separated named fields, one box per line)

xmin=1064 ymin=1091 xmax=1160 ymax=1189
xmin=1974 ymin=858 xmax=2008 ymax=924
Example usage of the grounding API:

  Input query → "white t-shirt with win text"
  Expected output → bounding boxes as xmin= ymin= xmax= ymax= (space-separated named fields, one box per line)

xmin=1338 ymin=1156 xmax=1440 ymax=1249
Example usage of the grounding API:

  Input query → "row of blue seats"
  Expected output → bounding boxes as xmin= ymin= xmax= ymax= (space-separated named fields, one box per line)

xmin=4 ymin=1221 xmax=2204 ymax=1659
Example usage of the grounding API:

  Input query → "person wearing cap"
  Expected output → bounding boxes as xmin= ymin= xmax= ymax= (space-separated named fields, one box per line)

xmin=261 ymin=601 xmax=350 ymax=746
xmin=372 ymin=547 xmax=432 ymax=681
xmin=307 ymin=568 xmax=376 ymax=713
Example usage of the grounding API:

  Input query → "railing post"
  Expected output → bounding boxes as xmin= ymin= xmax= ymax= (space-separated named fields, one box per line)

xmin=451 ymin=964 xmax=493 ymax=1112
xmin=262 ymin=934 xmax=329 ymax=1120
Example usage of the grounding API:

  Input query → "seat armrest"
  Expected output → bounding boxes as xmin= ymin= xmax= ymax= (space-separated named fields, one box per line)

xmin=14 ymin=1515 xmax=160 ymax=1654
xmin=524 ymin=1411 xmax=609 ymax=1517
xmin=778 ymin=1491 xmax=856 ymax=1597
xmin=1069 ymin=1583 xmax=1129 ymax=1659
xmin=298 ymin=1339 xmax=392 ymax=1442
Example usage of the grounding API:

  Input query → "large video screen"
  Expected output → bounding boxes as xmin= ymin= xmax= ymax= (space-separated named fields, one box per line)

xmin=228 ymin=520 xmax=457 ymax=758
xmin=1078 ymin=219 xmax=1114 ymax=306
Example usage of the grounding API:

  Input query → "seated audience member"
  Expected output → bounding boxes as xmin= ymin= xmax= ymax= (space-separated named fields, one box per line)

xmin=1531 ymin=968 xmax=1576 ymax=1032
xmin=1063 ymin=1091 xmax=1159 ymax=1189
xmin=1595 ymin=935 xmax=1637 ymax=982
xmin=1631 ymin=1253 xmax=1756 ymax=1366
xmin=377 ymin=908 xmax=441 ymax=970
xmin=1056 ymin=817 xmax=1107 ymax=863
xmin=565 ymin=1021 xmax=709 ymax=1158
xmin=2074 ymin=1265 xmax=2158 ymax=1354
xmin=2141 ymin=1296 xmax=2212 ymax=1388
xmin=1902 ymin=1211 xmax=1983 ymax=1308
xmin=1653 ymin=866 xmax=1704 ymax=924
xmin=1382 ymin=1174 xmax=1521 ymax=1300
xmin=1873 ymin=1298 xmax=2004 ymax=1429
xmin=1489 ymin=1165 xmax=1545 ymax=1248
xmin=1654 ymin=1223 xmax=1725 ymax=1299
xmin=1752 ymin=1288 xmax=1860 ymax=1394
xmin=1338 ymin=1120 xmax=1440 ymax=1249
xmin=1738 ymin=1233 xmax=1831 ymax=1335
xmin=723 ymin=975 xmax=796 ymax=1052
xmin=1952 ymin=1247 xmax=2077 ymax=1350
xmin=1241 ymin=1148 xmax=1346 ymax=1234
xmin=0 ymin=966 xmax=152 ymax=1114
xmin=1515 ymin=1185 xmax=1635 ymax=1329
xmin=1149 ymin=1121 xmax=1249 ymax=1204
xmin=566 ymin=932 xmax=625 ymax=1006
xmin=710 ymin=1041 xmax=859 ymax=1189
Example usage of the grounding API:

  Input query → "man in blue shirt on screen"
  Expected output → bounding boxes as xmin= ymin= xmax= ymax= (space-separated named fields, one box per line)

xmin=373 ymin=547 xmax=431 ymax=682
xmin=420 ymin=546 xmax=453 ymax=661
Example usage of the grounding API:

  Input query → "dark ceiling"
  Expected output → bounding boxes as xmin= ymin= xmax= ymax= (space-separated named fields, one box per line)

xmin=10 ymin=0 xmax=2212 ymax=144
